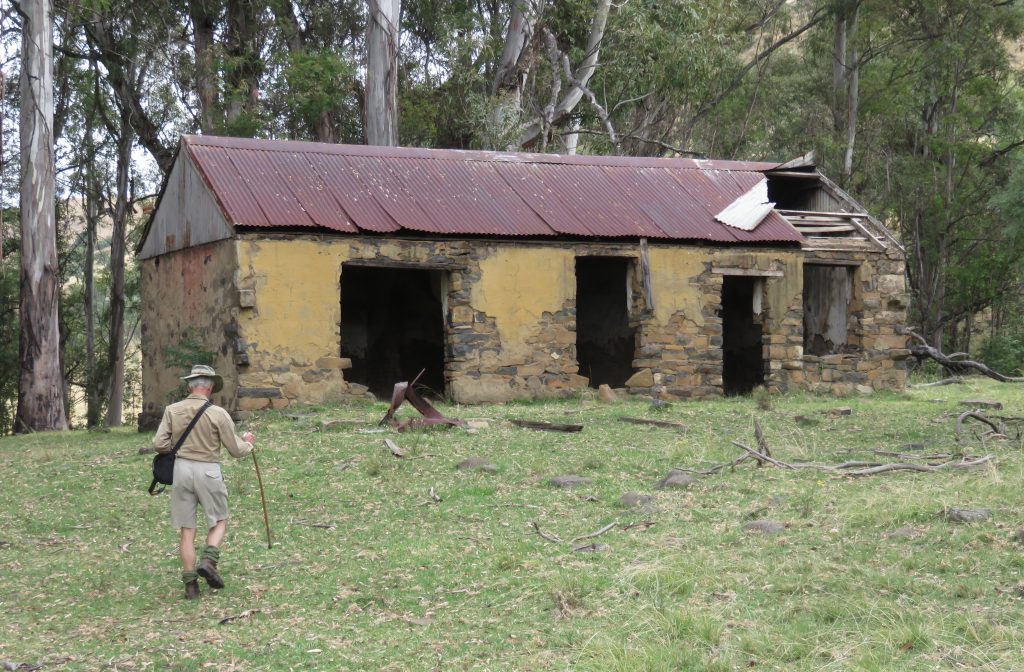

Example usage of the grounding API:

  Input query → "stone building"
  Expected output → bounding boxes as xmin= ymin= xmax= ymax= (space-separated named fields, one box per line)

xmin=137 ymin=135 xmax=909 ymax=427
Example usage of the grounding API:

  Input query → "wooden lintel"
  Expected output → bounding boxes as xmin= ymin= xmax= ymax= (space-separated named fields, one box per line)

xmin=802 ymin=258 xmax=862 ymax=267
xmin=343 ymin=259 xmax=467 ymax=271
xmin=711 ymin=267 xmax=784 ymax=277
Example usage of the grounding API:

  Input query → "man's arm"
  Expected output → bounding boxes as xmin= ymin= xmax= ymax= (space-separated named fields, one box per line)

xmin=212 ymin=408 xmax=254 ymax=458
xmin=153 ymin=406 xmax=174 ymax=453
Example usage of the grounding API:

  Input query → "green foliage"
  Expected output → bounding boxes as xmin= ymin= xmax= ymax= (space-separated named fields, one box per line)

xmin=163 ymin=332 xmax=215 ymax=370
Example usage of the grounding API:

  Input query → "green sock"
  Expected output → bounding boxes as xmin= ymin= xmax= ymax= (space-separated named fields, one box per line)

xmin=202 ymin=545 xmax=221 ymax=562
xmin=182 ymin=571 xmax=199 ymax=584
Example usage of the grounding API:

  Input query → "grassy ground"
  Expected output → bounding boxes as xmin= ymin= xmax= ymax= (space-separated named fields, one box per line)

xmin=1 ymin=380 xmax=1023 ymax=671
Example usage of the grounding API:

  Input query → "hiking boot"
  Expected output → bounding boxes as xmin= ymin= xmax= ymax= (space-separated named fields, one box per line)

xmin=197 ymin=557 xmax=225 ymax=589
xmin=184 ymin=579 xmax=200 ymax=600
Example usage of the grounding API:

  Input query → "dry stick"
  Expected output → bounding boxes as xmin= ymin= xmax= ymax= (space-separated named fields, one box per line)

xmin=731 ymin=440 xmax=794 ymax=469
xmin=909 ymin=377 xmax=964 ymax=388
xmin=754 ymin=419 xmax=772 ymax=459
xmin=531 ymin=522 xmax=562 ymax=544
xmin=251 ymin=450 xmax=273 ymax=549
xmin=956 ymin=411 xmax=1004 ymax=440
xmin=570 ymin=522 xmax=617 ymax=544
xmin=618 ymin=416 xmax=687 ymax=430
xmin=673 ymin=454 xmax=753 ymax=476
xmin=845 ymin=455 xmax=993 ymax=477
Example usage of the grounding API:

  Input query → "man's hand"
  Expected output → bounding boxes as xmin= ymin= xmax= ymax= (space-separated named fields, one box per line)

xmin=242 ymin=431 xmax=256 ymax=446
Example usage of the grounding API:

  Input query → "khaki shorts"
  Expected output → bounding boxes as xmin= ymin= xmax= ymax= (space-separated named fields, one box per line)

xmin=170 ymin=458 xmax=229 ymax=529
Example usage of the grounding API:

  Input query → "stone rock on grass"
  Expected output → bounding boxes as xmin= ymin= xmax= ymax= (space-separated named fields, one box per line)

xmin=1013 ymin=529 xmax=1024 ymax=544
xmin=883 ymin=527 xmax=919 ymax=539
xmin=743 ymin=520 xmax=786 ymax=534
xmin=654 ymin=470 xmax=697 ymax=490
xmin=619 ymin=492 xmax=653 ymax=508
xmin=650 ymin=399 xmax=672 ymax=412
xmin=457 ymin=457 xmax=498 ymax=473
xmin=550 ymin=475 xmax=592 ymax=488
xmin=598 ymin=384 xmax=618 ymax=403
xmin=942 ymin=508 xmax=991 ymax=524
xmin=572 ymin=543 xmax=610 ymax=553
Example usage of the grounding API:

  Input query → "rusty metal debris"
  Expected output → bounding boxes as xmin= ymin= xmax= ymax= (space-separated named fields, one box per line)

xmin=379 ymin=370 xmax=465 ymax=431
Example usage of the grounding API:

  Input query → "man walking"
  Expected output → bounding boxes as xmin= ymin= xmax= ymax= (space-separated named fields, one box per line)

xmin=154 ymin=364 xmax=256 ymax=599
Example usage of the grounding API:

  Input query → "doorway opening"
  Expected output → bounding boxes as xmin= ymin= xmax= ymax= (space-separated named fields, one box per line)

xmin=340 ymin=265 xmax=447 ymax=399
xmin=721 ymin=276 xmax=764 ymax=395
xmin=575 ymin=257 xmax=636 ymax=388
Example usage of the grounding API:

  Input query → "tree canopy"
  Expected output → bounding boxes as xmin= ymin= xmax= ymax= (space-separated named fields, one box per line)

xmin=2 ymin=0 xmax=1024 ymax=429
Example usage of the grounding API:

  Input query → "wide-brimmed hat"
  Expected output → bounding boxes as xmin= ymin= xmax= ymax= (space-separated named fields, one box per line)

xmin=181 ymin=364 xmax=223 ymax=393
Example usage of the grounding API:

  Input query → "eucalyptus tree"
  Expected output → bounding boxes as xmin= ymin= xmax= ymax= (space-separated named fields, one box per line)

xmin=14 ymin=0 xmax=67 ymax=431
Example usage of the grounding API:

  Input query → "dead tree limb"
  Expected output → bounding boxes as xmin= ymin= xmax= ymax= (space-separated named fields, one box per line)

xmin=909 ymin=377 xmax=964 ymax=388
xmin=570 ymin=522 xmax=617 ymax=544
xmin=754 ymin=419 xmax=772 ymax=460
xmin=905 ymin=329 xmax=1024 ymax=382
xmin=844 ymin=455 xmax=993 ymax=476
xmin=956 ymin=411 xmax=1004 ymax=441
xmin=732 ymin=440 xmax=793 ymax=469
xmin=530 ymin=522 xmax=562 ymax=544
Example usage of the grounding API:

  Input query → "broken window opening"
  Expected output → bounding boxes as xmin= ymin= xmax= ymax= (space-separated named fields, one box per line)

xmin=575 ymin=257 xmax=637 ymax=388
xmin=721 ymin=276 xmax=765 ymax=396
xmin=803 ymin=264 xmax=854 ymax=355
xmin=340 ymin=265 xmax=447 ymax=399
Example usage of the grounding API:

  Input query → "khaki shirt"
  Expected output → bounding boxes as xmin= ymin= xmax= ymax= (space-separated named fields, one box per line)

xmin=153 ymin=394 xmax=253 ymax=463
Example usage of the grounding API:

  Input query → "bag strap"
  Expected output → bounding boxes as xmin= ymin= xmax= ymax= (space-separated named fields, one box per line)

xmin=172 ymin=401 xmax=213 ymax=456
xmin=149 ymin=401 xmax=213 ymax=495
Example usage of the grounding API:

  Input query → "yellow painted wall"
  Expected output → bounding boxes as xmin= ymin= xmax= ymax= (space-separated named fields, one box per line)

xmin=237 ymin=238 xmax=342 ymax=368
xmin=471 ymin=247 xmax=575 ymax=360
xmin=647 ymin=247 xmax=803 ymax=327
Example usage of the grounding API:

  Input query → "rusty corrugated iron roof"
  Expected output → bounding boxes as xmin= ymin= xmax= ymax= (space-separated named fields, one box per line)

xmin=183 ymin=135 xmax=804 ymax=244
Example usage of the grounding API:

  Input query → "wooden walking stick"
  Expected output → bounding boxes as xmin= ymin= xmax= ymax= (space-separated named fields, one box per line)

xmin=251 ymin=449 xmax=273 ymax=549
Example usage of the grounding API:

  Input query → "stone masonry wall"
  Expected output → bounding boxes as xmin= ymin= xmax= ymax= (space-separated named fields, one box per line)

xmin=777 ymin=247 xmax=911 ymax=394
xmin=139 ymin=239 xmax=240 ymax=429
xmin=223 ymin=234 xmax=909 ymax=412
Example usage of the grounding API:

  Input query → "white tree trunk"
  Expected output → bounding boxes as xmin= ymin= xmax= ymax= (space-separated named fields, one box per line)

xmin=516 ymin=0 xmax=611 ymax=148
xmin=365 ymin=0 xmax=400 ymax=146
xmin=17 ymin=0 xmax=68 ymax=432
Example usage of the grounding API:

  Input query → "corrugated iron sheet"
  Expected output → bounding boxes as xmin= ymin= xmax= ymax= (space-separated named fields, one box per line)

xmin=183 ymin=135 xmax=804 ymax=244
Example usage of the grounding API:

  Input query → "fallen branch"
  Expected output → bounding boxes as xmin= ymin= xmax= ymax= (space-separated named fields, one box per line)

xmin=905 ymin=329 xmax=1024 ymax=382
xmin=956 ymin=411 xmax=1004 ymax=440
xmin=531 ymin=522 xmax=562 ymax=544
xmin=384 ymin=438 xmax=406 ymax=458
xmin=570 ymin=521 xmax=617 ymax=544
xmin=909 ymin=377 xmax=964 ymax=388
xmin=511 ymin=419 xmax=583 ymax=433
xmin=219 ymin=609 xmax=262 ymax=625
xmin=845 ymin=455 xmax=993 ymax=477
xmin=673 ymin=454 xmax=753 ymax=476
xmin=731 ymin=440 xmax=793 ymax=469
xmin=618 ymin=416 xmax=687 ymax=430
xmin=622 ymin=521 xmax=656 ymax=531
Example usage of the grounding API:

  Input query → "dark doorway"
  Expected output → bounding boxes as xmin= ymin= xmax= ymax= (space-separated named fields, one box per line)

xmin=721 ymin=276 xmax=764 ymax=395
xmin=340 ymin=265 xmax=446 ymax=399
xmin=576 ymin=257 xmax=636 ymax=388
